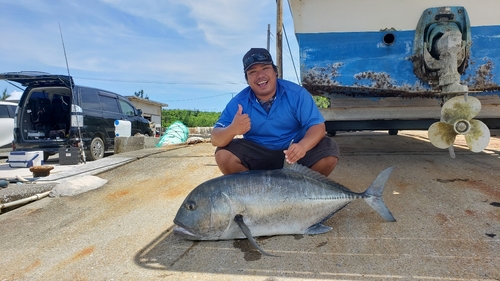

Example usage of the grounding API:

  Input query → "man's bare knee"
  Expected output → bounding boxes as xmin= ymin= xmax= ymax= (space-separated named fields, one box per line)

xmin=311 ymin=156 xmax=338 ymax=177
xmin=215 ymin=149 xmax=248 ymax=175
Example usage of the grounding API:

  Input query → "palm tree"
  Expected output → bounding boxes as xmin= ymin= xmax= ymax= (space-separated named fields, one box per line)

xmin=1 ymin=88 xmax=10 ymax=101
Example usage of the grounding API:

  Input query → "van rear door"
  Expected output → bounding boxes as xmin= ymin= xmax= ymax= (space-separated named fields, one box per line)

xmin=0 ymin=71 xmax=73 ymax=88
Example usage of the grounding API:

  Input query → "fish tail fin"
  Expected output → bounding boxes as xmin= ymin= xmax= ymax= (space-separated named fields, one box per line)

xmin=363 ymin=167 xmax=396 ymax=222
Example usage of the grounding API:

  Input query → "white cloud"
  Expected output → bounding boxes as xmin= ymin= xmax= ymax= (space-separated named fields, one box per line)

xmin=6 ymin=91 xmax=23 ymax=101
xmin=0 ymin=0 xmax=299 ymax=111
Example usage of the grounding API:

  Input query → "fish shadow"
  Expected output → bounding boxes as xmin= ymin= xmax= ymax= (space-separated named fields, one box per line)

xmin=133 ymin=201 xmax=391 ymax=278
xmin=134 ymin=225 xmax=280 ymax=270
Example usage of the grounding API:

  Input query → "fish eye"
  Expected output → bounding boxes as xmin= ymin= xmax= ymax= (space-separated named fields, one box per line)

xmin=185 ymin=200 xmax=197 ymax=211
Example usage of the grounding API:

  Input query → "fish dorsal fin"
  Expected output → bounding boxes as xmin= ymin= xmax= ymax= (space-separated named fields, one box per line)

xmin=285 ymin=163 xmax=341 ymax=186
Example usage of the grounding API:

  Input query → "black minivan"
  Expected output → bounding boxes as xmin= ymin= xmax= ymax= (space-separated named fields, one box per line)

xmin=0 ymin=71 xmax=153 ymax=161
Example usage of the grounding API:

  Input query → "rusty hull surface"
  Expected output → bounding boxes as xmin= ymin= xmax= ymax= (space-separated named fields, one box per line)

xmin=0 ymin=131 xmax=499 ymax=280
xmin=302 ymin=59 xmax=500 ymax=99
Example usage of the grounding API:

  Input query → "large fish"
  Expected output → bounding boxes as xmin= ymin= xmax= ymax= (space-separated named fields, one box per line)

xmin=173 ymin=164 xmax=396 ymax=256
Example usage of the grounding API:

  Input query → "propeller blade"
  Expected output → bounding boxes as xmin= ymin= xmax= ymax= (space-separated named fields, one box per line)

xmin=428 ymin=122 xmax=456 ymax=149
xmin=441 ymin=95 xmax=481 ymax=124
xmin=465 ymin=119 xmax=491 ymax=152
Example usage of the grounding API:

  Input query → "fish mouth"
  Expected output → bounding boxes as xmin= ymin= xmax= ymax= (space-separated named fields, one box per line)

xmin=173 ymin=220 xmax=200 ymax=240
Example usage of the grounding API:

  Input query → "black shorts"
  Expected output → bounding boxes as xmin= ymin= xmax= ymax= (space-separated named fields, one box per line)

xmin=215 ymin=137 xmax=340 ymax=170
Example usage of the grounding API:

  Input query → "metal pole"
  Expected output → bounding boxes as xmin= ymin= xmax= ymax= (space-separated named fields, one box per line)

xmin=276 ymin=0 xmax=283 ymax=78
xmin=267 ymin=24 xmax=271 ymax=51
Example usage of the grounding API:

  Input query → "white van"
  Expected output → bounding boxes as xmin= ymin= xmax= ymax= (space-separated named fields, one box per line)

xmin=0 ymin=101 xmax=17 ymax=149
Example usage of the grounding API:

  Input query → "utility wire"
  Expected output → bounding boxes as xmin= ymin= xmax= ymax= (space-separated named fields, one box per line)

xmin=74 ymin=76 xmax=245 ymax=85
xmin=269 ymin=32 xmax=300 ymax=85
xmin=164 ymin=92 xmax=233 ymax=102
xmin=283 ymin=24 xmax=301 ymax=85
xmin=269 ymin=35 xmax=293 ymax=61
xmin=273 ymin=0 xmax=300 ymax=85
xmin=269 ymin=27 xmax=300 ymax=84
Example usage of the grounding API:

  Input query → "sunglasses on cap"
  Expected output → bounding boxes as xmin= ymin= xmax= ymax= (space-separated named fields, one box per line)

xmin=243 ymin=52 xmax=273 ymax=71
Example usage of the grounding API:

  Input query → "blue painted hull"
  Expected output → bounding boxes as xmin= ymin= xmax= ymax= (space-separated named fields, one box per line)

xmin=289 ymin=0 xmax=500 ymax=132
xmin=297 ymin=25 xmax=500 ymax=96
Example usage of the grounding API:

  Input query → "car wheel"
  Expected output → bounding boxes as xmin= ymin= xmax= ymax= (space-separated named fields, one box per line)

xmin=86 ymin=137 xmax=105 ymax=161
xmin=43 ymin=152 xmax=50 ymax=162
xmin=388 ymin=129 xmax=399 ymax=135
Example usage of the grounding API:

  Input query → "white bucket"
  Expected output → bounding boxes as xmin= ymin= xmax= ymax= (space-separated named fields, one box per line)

xmin=114 ymin=120 xmax=132 ymax=137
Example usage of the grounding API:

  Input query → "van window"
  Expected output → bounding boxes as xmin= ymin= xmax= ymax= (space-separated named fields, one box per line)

xmin=99 ymin=95 xmax=120 ymax=113
xmin=30 ymin=91 xmax=49 ymax=99
xmin=118 ymin=99 xmax=135 ymax=116
xmin=0 ymin=105 xmax=11 ymax=118
xmin=80 ymin=88 xmax=101 ymax=110
xmin=7 ymin=104 xmax=15 ymax=117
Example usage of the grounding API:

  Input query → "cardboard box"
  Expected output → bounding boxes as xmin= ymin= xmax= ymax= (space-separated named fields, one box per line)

xmin=8 ymin=151 xmax=43 ymax=168
xmin=59 ymin=147 xmax=80 ymax=165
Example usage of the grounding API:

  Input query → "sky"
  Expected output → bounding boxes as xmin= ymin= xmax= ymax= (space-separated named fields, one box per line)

xmin=0 ymin=0 xmax=300 ymax=112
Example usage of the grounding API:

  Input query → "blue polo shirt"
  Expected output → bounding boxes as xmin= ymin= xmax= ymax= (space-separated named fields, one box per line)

xmin=214 ymin=79 xmax=325 ymax=150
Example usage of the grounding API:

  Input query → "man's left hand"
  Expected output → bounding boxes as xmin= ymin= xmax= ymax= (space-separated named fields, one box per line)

xmin=284 ymin=143 xmax=306 ymax=164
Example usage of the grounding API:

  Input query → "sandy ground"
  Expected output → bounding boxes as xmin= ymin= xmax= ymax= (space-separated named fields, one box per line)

xmin=0 ymin=131 xmax=499 ymax=280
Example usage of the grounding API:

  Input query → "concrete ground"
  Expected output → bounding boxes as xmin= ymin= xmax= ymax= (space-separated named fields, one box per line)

xmin=0 ymin=150 xmax=142 ymax=204
xmin=0 ymin=131 xmax=499 ymax=280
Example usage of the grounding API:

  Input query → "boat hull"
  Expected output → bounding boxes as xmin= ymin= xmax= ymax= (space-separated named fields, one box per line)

xmin=289 ymin=0 xmax=500 ymax=131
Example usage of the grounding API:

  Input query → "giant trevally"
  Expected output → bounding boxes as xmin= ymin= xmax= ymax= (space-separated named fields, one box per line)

xmin=173 ymin=164 xmax=396 ymax=256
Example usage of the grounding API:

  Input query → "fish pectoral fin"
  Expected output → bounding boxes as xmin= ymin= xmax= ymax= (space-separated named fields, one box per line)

xmin=305 ymin=223 xmax=333 ymax=235
xmin=234 ymin=214 xmax=278 ymax=257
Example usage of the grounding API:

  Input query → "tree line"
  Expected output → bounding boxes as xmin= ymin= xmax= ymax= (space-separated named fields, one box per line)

xmin=162 ymin=109 xmax=221 ymax=128
xmin=161 ymin=96 xmax=329 ymax=128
